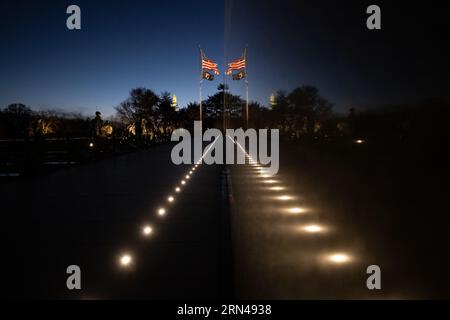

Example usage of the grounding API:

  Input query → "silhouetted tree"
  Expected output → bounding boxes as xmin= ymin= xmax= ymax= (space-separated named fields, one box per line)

xmin=178 ymin=102 xmax=200 ymax=131
xmin=288 ymin=85 xmax=332 ymax=137
xmin=157 ymin=91 xmax=178 ymax=136
xmin=0 ymin=103 xmax=32 ymax=138
xmin=204 ymin=84 xmax=244 ymax=129
xmin=115 ymin=88 xmax=160 ymax=142
xmin=270 ymin=91 xmax=289 ymax=132
xmin=246 ymin=101 xmax=269 ymax=129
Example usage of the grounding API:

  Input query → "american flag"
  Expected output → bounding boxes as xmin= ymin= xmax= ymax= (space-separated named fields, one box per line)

xmin=226 ymin=58 xmax=246 ymax=75
xmin=202 ymin=54 xmax=219 ymax=75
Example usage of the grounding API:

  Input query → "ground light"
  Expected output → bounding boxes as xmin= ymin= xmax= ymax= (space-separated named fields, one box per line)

xmin=269 ymin=186 xmax=285 ymax=191
xmin=328 ymin=253 xmax=351 ymax=264
xmin=287 ymin=207 xmax=306 ymax=214
xmin=275 ymin=195 xmax=294 ymax=201
xmin=120 ymin=254 xmax=132 ymax=267
xmin=300 ymin=224 xmax=324 ymax=234
xmin=142 ymin=225 xmax=153 ymax=236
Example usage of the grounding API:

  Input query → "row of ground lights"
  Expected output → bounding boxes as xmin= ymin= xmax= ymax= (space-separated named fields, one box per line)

xmin=118 ymin=140 xmax=218 ymax=268
xmin=228 ymin=135 xmax=354 ymax=266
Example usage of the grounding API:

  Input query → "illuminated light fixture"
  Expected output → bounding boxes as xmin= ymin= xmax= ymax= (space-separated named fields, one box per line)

xmin=276 ymin=195 xmax=294 ymax=201
xmin=186 ymin=175 xmax=190 ymax=179
xmin=168 ymin=196 xmax=174 ymax=203
xmin=120 ymin=254 xmax=132 ymax=267
xmin=355 ymin=139 xmax=365 ymax=144
xmin=328 ymin=253 xmax=351 ymax=264
xmin=301 ymin=224 xmax=324 ymax=233
xmin=189 ymin=171 xmax=193 ymax=174
xmin=175 ymin=187 xmax=181 ymax=193
xmin=181 ymin=180 xmax=186 ymax=185
xmin=264 ymin=179 xmax=277 ymax=184
xmin=287 ymin=207 xmax=306 ymax=214
xmin=269 ymin=186 xmax=285 ymax=191
xmin=89 ymin=142 xmax=94 ymax=148
xmin=158 ymin=208 xmax=166 ymax=216
xmin=142 ymin=225 xmax=153 ymax=236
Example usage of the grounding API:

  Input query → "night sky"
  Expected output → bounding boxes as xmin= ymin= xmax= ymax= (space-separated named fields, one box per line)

xmin=1 ymin=0 xmax=449 ymax=116
xmin=0 ymin=0 xmax=224 ymax=116
xmin=229 ymin=0 xmax=450 ymax=112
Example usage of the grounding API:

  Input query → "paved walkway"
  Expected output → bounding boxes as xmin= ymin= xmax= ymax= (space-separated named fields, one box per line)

xmin=1 ymin=144 xmax=230 ymax=299
xmin=3 ymin=140 xmax=448 ymax=299
xmin=228 ymin=141 xmax=377 ymax=299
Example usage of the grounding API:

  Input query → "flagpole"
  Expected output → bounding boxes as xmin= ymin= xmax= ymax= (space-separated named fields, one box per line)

xmin=223 ymin=53 xmax=227 ymax=132
xmin=199 ymin=46 xmax=203 ymax=122
xmin=244 ymin=46 xmax=249 ymax=129
xmin=200 ymin=81 xmax=202 ymax=121
xmin=224 ymin=0 xmax=230 ymax=133
xmin=245 ymin=80 xmax=249 ymax=129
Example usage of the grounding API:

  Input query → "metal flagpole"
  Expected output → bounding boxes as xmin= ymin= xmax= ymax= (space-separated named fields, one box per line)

xmin=244 ymin=47 xmax=249 ymax=129
xmin=246 ymin=79 xmax=249 ymax=129
xmin=199 ymin=80 xmax=203 ymax=122
xmin=223 ymin=49 xmax=227 ymax=132
xmin=199 ymin=46 xmax=203 ymax=122
xmin=223 ymin=0 xmax=230 ymax=132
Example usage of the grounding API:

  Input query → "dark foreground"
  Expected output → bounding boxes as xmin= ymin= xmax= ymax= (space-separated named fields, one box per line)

xmin=231 ymin=138 xmax=450 ymax=299
xmin=0 ymin=144 xmax=231 ymax=299
xmin=1 ymin=138 xmax=449 ymax=299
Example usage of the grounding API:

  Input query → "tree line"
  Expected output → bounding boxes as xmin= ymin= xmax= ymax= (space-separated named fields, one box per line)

xmin=1 ymin=85 xmax=446 ymax=143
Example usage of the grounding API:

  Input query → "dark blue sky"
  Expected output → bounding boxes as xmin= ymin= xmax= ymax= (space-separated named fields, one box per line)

xmin=229 ymin=0 xmax=450 ymax=112
xmin=0 ymin=0 xmax=224 ymax=116
xmin=1 ymin=0 xmax=449 ymax=116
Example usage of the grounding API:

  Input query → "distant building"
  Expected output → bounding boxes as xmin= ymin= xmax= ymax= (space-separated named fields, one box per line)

xmin=172 ymin=94 xmax=178 ymax=111
xmin=269 ymin=93 xmax=277 ymax=110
